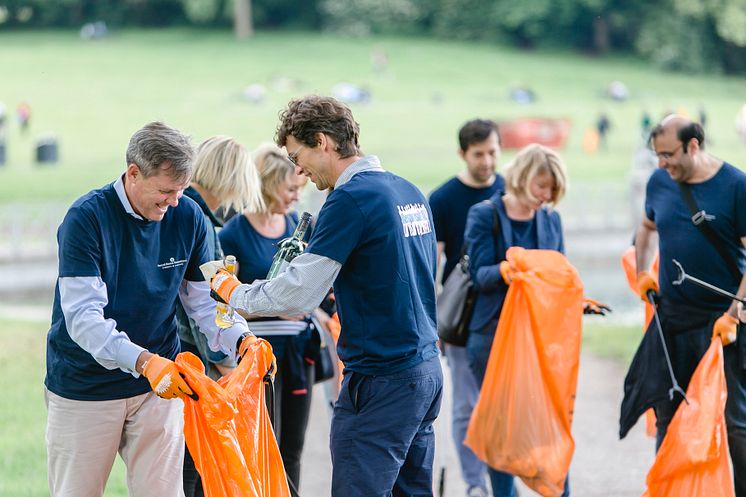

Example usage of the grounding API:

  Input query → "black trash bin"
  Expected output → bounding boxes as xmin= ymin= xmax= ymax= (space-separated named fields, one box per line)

xmin=36 ymin=136 xmax=58 ymax=164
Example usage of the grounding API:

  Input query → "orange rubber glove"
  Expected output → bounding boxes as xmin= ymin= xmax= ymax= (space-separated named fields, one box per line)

xmin=499 ymin=261 xmax=514 ymax=285
xmin=636 ymin=270 xmax=659 ymax=303
xmin=237 ymin=333 xmax=258 ymax=358
xmin=712 ymin=312 xmax=738 ymax=346
xmin=583 ymin=297 xmax=612 ymax=315
xmin=210 ymin=268 xmax=241 ymax=305
xmin=142 ymin=355 xmax=195 ymax=400
xmin=237 ymin=334 xmax=277 ymax=377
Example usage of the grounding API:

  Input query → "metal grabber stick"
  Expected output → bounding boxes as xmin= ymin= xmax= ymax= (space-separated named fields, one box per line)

xmin=672 ymin=259 xmax=746 ymax=304
xmin=647 ymin=290 xmax=689 ymax=404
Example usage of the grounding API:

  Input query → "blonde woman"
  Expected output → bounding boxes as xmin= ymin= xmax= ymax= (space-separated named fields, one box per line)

xmin=176 ymin=135 xmax=263 ymax=497
xmin=463 ymin=143 xmax=569 ymax=497
xmin=218 ymin=144 xmax=314 ymax=490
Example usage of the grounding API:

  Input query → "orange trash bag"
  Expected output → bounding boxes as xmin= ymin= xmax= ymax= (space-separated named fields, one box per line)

xmin=641 ymin=338 xmax=734 ymax=497
xmin=464 ymin=247 xmax=584 ymax=497
xmin=176 ymin=338 xmax=291 ymax=497
xmin=621 ymin=246 xmax=659 ymax=438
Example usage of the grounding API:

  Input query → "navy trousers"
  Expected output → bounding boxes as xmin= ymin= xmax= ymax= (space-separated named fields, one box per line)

xmin=330 ymin=356 xmax=443 ymax=497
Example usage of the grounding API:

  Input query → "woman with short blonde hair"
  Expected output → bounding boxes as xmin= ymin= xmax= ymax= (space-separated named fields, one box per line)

xmin=462 ymin=142 xmax=571 ymax=497
xmin=191 ymin=136 xmax=264 ymax=215
xmin=502 ymin=143 xmax=567 ymax=208
xmin=249 ymin=143 xmax=305 ymax=215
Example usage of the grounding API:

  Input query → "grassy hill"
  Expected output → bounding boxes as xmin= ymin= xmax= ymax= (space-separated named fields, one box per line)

xmin=1 ymin=29 xmax=746 ymax=204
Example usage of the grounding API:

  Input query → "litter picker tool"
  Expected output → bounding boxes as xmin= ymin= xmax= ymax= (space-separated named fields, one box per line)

xmin=647 ymin=290 xmax=688 ymax=404
xmin=672 ymin=259 xmax=746 ymax=304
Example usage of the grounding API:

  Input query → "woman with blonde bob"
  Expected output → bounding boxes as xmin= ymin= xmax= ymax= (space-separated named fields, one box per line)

xmin=218 ymin=143 xmax=316 ymax=491
xmin=177 ymin=135 xmax=263 ymax=497
xmin=462 ymin=143 xmax=570 ymax=497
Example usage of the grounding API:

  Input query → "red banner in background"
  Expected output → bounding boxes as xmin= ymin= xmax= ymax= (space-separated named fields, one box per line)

xmin=497 ymin=118 xmax=572 ymax=149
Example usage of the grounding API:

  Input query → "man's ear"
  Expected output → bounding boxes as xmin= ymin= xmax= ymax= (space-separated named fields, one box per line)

xmin=686 ymin=138 xmax=701 ymax=155
xmin=316 ymin=132 xmax=336 ymax=152
xmin=125 ymin=163 xmax=140 ymax=183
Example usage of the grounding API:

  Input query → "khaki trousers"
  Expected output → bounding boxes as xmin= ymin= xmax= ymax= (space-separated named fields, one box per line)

xmin=45 ymin=389 xmax=186 ymax=497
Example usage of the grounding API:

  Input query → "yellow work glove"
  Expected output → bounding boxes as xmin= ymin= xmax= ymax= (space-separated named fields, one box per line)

xmin=636 ymin=270 xmax=659 ymax=303
xmin=712 ymin=313 xmax=738 ymax=346
xmin=499 ymin=261 xmax=514 ymax=285
xmin=210 ymin=268 xmax=241 ymax=305
xmin=142 ymin=355 xmax=195 ymax=400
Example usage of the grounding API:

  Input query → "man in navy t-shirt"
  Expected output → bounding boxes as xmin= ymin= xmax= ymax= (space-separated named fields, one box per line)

xmin=45 ymin=122 xmax=252 ymax=497
xmin=632 ymin=115 xmax=746 ymax=495
xmin=428 ymin=119 xmax=503 ymax=497
xmin=210 ymin=96 xmax=442 ymax=497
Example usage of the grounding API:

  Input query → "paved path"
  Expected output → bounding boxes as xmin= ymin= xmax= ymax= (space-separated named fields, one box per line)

xmin=299 ymin=353 xmax=654 ymax=497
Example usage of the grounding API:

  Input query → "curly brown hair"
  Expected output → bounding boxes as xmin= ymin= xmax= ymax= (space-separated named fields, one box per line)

xmin=275 ymin=95 xmax=362 ymax=158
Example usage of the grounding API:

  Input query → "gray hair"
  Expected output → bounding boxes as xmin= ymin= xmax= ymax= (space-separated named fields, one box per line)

xmin=125 ymin=121 xmax=194 ymax=181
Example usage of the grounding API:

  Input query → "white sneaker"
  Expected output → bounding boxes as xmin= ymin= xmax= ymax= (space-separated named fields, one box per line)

xmin=467 ymin=486 xmax=489 ymax=497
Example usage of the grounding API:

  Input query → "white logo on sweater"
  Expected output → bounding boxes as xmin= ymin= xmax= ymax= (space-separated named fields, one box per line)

xmin=397 ymin=203 xmax=432 ymax=238
xmin=158 ymin=256 xmax=187 ymax=269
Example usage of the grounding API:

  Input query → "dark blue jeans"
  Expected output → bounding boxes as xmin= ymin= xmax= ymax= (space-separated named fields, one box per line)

xmin=330 ymin=356 xmax=443 ymax=497
xmin=653 ymin=303 xmax=746 ymax=497
xmin=467 ymin=331 xmax=570 ymax=497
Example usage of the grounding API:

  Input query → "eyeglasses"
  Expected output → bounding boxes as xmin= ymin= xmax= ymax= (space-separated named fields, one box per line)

xmin=655 ymin=144 xmax=682 ymax=160
xmin=287 ymin=145 xmax=306 ymax=166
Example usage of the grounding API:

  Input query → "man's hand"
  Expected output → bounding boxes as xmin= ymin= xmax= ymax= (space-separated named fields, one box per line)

xmin=210 ymin=269 xmax=240 ymax=305
xmin=499 ymin=261 xmax=514 ymax=285
xmin=713 ymin=312 xmax=738 ymax=346
xmin=583 ymin=298 xmax=612 ymax=316
xmin=636 ymin=271 xmax=658 ymax=303
xmin=142 ymin=354 xmax=196 ymax=400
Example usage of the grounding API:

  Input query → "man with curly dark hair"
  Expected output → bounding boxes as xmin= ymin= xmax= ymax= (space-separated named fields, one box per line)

xmin=211 ymin=95 xmax=443 ymax=497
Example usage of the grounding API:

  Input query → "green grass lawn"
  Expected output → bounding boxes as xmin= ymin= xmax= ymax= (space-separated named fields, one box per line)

xmin=1 ymin=29 xmax=746 ymax=205
xmin=0 ymin=318 xmax=128 ymax=497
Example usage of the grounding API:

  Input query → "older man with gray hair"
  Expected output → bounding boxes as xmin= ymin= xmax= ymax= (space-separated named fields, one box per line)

xmin=44 ymin=121 xmax=252 ymax=497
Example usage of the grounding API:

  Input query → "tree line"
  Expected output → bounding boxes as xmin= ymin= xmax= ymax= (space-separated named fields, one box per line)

xmin=2 ymin=0 xmax=745 ymax=74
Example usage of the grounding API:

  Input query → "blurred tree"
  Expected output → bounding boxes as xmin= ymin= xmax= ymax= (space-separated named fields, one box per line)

xmin=234 ymin=0 xmax=252 ymax=38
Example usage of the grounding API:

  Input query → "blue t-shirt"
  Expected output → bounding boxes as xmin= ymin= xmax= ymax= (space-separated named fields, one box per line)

xmin=645 ymin=164 xmax=746 ymax=309
xmin=509 ymin=218 xmax=537 ymax=250
xmin=45 ymin=182 xmax=211 ymax=401
xmin=428 ymin=175 xmax=504 ymax=283
xmin=306 ymin=170 xmax=439 ymax=375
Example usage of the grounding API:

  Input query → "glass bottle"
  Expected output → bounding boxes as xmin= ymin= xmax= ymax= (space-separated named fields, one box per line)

xmin=215 ymin=255 xmax=237 ymax=328
xmin=266 ymin=212 xmax=312 ymax=280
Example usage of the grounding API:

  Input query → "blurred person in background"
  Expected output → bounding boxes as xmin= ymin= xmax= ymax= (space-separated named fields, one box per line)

xmin=428 ymin=118 xmax=504 ymax=497
xmin=44 ymin=122 xmax=253 ymax=497
xmin=177 ymin=135 xmax=263 ymax=497
xmin=464 ymin=143 xmax=569 ymax=497
xmin=218 ymin=143 xmax=322 ymax=491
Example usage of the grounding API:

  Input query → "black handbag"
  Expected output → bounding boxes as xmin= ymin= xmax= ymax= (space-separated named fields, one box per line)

xmin=307 ymin=316 xmax=337 ymax=383
xmin=437 ymin=200 xmax=499 ymax=346
xmin=437 ymin=255 xmax=476 ymax=346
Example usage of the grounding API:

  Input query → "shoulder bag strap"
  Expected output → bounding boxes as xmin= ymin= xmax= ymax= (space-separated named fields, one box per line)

xmin=677 ymin=182 xmax=742 ymax=278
